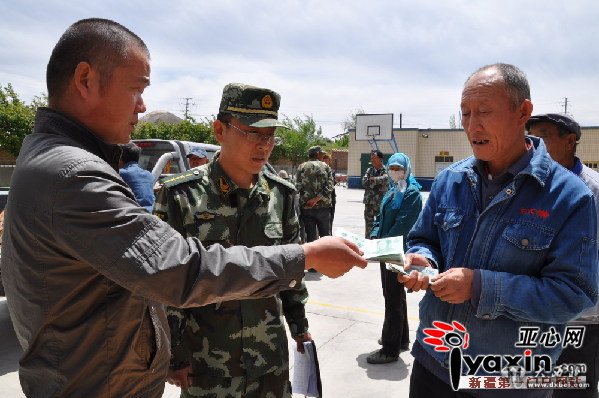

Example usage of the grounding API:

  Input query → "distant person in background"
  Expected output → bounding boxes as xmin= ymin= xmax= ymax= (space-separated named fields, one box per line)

xmin=322 ymin=153 xmax=337 ymax=231
xmin=362 ymin=149 xmax=388 ymax=237
xmin=296 ymin=146 xmax=334 ymax=242
xmin=296 ymin=146 xmax=334 ymax=272
xmin=527 ymin=113 xmax=599 ymax=398
xmin=187 ymin=146 xmax=209 ymax=168
xmin=368 ymin=153 xmax=422 ymax=364
xmin=118 ymin=142 xmax=155 ymax=212
xmin=278 ymin=169 xmax=290 ymax=181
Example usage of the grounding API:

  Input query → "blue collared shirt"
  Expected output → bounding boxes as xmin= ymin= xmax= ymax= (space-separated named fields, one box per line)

xmin=473 ymin=139 xmax=534 ymax=210
xmin=119 ymin=161 xmax=155 ymax=212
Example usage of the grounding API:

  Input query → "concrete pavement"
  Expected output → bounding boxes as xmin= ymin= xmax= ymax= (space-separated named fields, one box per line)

xmin=1 ymin=186 xmax=426 ymax=397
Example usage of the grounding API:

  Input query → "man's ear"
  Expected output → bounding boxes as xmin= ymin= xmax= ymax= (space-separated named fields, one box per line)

xmin=213 ymin=120 xmax=225 ymax=143
xmin=566 ymin=133 xmax=578 ymax=151
xmin=518 ymin=99 xmax=533 ymax=126
xmin=73 ymin=61 xmax=98 ymax=99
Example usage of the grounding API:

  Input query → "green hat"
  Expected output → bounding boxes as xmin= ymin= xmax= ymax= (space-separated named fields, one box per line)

xmin=219 ymin=83 xmax=285 ymax=128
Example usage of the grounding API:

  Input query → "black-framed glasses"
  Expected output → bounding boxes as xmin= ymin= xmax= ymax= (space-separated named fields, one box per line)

xmin=225 ymin=123 xmax=282 ymax=146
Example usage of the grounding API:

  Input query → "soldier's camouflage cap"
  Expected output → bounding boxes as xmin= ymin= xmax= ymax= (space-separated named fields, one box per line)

xmin=219 ymin=83 xmax=286 ymax=128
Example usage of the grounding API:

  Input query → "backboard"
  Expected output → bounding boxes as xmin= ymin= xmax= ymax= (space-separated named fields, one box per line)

xmin=355 ymin=113 xmax=393 ymax=141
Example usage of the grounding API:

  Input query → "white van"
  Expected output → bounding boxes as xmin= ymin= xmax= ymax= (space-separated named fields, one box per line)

xmin=133 ymin=139 xmax=220 ymax=183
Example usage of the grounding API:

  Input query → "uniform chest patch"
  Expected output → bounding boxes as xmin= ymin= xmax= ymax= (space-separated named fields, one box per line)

xmin=261 ymin=178 xmax=270 ymax=193
xmin=195 ymin=211 xmax=216 ymax=221
xmin=218 ymin=177 xmax=230 ymax=194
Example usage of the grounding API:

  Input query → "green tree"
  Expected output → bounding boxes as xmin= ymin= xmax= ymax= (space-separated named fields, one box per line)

xmin=0 ymin=84 xmax=45 ymax=157
xmin=329 ymin=133 xmax=349 ymax=148
xmin=132 ymin=117 xmax=218 ymax=145
xmin=342 ymin=107 xmax=365 ymax=132
xmin=270 ymin=115 xmax=327 ymax=174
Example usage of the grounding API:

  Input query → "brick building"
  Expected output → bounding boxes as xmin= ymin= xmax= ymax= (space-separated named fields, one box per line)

xmin=347 ymin=126 xmax=599 ymax=189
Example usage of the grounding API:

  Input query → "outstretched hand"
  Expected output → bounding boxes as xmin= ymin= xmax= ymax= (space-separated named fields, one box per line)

xmin=303 ymin=236 xmax=367 ymax=278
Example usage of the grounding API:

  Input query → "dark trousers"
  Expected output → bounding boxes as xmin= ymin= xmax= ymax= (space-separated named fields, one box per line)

xmin=409 ymin=361 xmax=475 ymax=398
xmin=380 ymin=262 xmax=410 ymax=357
xmin=554 ymin=323 xmax=599 ymax=398
xmin=301 ymin=207 xmax=331 ymax=243
xmin=330 ymin=190 xmax=336 ymax=231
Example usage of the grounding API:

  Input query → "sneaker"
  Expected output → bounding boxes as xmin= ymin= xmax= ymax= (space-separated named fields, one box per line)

xmin=366 ymin=350 xmax=398 ymax=364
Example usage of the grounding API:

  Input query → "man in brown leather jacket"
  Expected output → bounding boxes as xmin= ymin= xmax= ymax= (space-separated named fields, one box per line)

xmin=0 ymin=18 xmax=366 ymax=398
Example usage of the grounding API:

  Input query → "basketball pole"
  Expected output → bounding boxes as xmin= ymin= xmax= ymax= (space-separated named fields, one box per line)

xmin=368 ymin=137 xmax=399 ymax=153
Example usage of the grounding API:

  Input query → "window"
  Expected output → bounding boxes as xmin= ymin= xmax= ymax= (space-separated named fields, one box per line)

xmin=434 ymin=154 xmax=454 ymax=176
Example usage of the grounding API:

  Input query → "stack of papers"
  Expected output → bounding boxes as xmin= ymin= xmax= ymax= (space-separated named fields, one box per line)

xmin=292 ymin=341 xmax=321 ymax=397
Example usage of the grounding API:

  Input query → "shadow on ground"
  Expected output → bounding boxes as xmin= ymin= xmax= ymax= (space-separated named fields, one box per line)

xmin=355 ymin=350 xmax=410 ymax=382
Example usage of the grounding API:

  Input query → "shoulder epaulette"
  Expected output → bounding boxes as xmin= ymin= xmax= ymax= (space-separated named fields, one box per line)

xmin=161 ymin=169 xmax=205 ymax=188
xmin=263 ymin=172 xmax=297 ymax=192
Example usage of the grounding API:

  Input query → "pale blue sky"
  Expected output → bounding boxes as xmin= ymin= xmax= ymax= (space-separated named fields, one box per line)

xmin=1 ymin=0 xmax=598 ymax=137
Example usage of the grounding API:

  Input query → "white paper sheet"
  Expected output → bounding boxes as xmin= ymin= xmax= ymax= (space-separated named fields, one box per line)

xmin=292 ymin=341 xmax=320 ymax=397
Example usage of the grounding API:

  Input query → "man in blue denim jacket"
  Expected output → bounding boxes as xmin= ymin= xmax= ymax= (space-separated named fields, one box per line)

xmin=402 ymin=63 xmax=598 ymax=398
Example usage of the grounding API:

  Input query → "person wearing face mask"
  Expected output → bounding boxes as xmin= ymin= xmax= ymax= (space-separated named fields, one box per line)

xmin=367 ymin=153 xmax=423 ymax=364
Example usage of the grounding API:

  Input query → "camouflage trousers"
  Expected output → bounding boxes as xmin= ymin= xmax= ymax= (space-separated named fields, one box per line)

xmin=181 ymin=370 xmax=292 ymax=398
xmin=364 ymin=206 xmax=380 ymax=238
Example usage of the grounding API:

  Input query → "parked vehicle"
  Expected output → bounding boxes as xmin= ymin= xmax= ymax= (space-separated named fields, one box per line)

xmin=133 ymin=139 xmax=220 ymax=182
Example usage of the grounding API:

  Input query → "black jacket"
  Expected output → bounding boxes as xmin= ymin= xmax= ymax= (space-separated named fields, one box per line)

xmin=1 ymin=108 xmax=305 ymax=397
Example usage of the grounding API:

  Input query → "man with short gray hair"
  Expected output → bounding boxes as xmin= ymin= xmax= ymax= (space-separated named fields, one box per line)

xmin=403 ymin=64 xmax=597 ymax=397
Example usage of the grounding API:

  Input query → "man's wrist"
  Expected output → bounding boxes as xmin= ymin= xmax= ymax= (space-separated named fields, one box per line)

xmin=170 ymin=361 xmax=190 ymax=371
xmin=426 ymin=257 xmax=438 ymax=269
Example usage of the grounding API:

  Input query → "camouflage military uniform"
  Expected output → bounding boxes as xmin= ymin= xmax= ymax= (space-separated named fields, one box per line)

xmin=362 ymin=165 xmax=388 ymax=237
xmin=154 ymin=156 xmax=309 ymax=398
xmin=295 ymin=159 xmax=334 ymax=242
